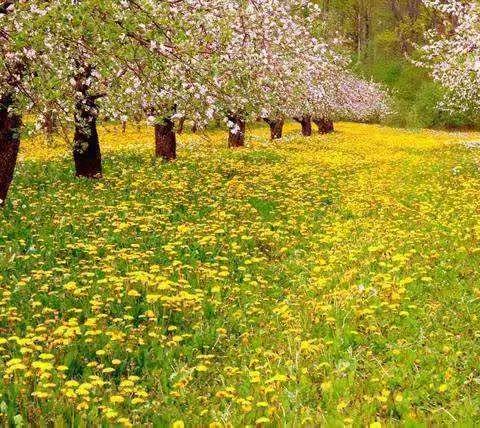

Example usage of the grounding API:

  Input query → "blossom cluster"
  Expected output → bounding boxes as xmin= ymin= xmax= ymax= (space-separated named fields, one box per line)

xmin=0 ymin=0 xmax=390 ymax=129
xmin=417 ymin=0 xmax=480 ymax=113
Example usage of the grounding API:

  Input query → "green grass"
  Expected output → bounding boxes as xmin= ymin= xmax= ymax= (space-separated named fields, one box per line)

xmin=1 ymin=122 xmax=480 ymax=426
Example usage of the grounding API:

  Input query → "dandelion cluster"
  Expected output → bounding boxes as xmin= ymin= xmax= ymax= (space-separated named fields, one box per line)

xmin=1 ymin=122 xmax=480 ymax=425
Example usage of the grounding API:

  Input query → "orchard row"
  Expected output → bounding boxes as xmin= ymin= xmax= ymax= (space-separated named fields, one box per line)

xmin=1 ymin=0 xmax=473 ymax=206
xmin=0 ymin=0 xmax=392 ymax=205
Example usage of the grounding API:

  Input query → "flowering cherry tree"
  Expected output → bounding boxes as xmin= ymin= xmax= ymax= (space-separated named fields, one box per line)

xmin=285 ymin=43 xmax=391 ymax=136
xmin=205 ymin=0 xmax=389 ymax=142
xmin=230 ymin=0 xmax=391 ymax=139
xmin=0 ymin=0 xmax=129 ymax=198
xmin=417 ymin=0 xmax=480 ymax=114
xmin=101 ymin=0 xmax=231 ymax=160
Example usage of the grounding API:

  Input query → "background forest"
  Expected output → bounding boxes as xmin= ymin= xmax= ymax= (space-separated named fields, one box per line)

xmin=321 ymin=0 xmax=476 ymax=129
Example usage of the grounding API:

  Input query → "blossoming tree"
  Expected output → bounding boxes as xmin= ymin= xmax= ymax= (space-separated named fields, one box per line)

xmin=100 ymin=0 xmax=231 ymax=160
xmin=2 ymin=0 xmax=209 ymax=199
xmin=0 ymin=0 xmax=129 ymax=200
xmin=417 ymin=0 xmax=480 ymax=113
xmin=0 ymin=0 xmax=23 ymax=205
xmin=211 ymin=0 xmax=327 ymax=146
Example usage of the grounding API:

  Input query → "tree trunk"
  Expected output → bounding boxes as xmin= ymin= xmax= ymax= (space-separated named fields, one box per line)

xmin=155 ymin=118 xmax=176 ymax=161
xmin=264 ymin=118 xmax=284 ymax=140
xmin=0 ymin=93 xmax=21 ymax=206
xmin=313 ymin=117 xmax=334 ymax=134
xmin=73 ymin=97 xmax=102 ymax=178
xmin=294 ymin=116 xmax=312 ymax=137
xmin=227 ymin=115 xmax=246 ymax=148
xmin=177 ymin=117 xmax=185 ymax=135
xmin=43 ymin=111 xmax=58 ymax=136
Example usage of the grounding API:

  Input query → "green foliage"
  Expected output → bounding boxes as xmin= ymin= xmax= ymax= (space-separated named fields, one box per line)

xmin=323 ymin=0 xmax=480 ymax=129
xmin=367 ymin=59 xmax=480 ymax=129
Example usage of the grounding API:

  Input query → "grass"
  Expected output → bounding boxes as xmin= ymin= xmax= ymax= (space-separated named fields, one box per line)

xmin=1 ymin=121 xmax=480 ymax=426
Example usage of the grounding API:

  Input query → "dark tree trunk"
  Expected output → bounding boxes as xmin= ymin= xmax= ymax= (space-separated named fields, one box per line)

xmin=0 ymin=93 xmax=21 ymax=206
xmin=264 ymin=118 xmax=284 ymax=140
xmin=73 ymin=97 xmax=102 ymax=178
xmin=155 ymin=117 xmax=176 ymax=161
xmin=313 ymin=117 xmax=334 ymax=134
xmin=122 ymin=121 xmax=127 ymax=134
xmin=294 ymin=116 xmax=312 ymax=137
xmin=227 ymin=114 xmax=246 ymax=148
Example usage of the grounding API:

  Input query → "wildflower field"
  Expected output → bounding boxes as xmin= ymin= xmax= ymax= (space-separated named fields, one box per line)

xmin=1 ymin=122 xmax=480 ymax=426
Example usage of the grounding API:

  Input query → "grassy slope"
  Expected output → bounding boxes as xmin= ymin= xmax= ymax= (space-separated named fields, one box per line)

xmin=1 ymin=122 xmax=480 ymax=426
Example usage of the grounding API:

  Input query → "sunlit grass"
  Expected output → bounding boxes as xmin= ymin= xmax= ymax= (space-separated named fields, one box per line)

xmin=1 ymin=122 xmax=480 ymax=426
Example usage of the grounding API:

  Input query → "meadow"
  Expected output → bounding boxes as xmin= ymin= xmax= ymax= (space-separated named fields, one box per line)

xmin=1 ymin=122 xmax=480 ymax=426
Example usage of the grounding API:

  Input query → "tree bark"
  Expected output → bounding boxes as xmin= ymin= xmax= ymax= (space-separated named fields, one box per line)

xmin=155 ymin=117 xmax=176 ymax=161
xmin=313 ymin=117 xmax=334 ymax=134
xmin=43 ymin=111 xmax=58 ymax=137
xmin=264 ymin=118 xmax=284 ymax=140
xmin=227 ymin=114 xmax=246 ymax=148
xmin=73 ymin=97 xmax=102 ymax=178
xmin=0 ymin=93 xmax=21 ymax=206
xmin=177 ymin=117 xmax=185 ymax=135
xmin=294 ymin=116 xmax=312 ymax=137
